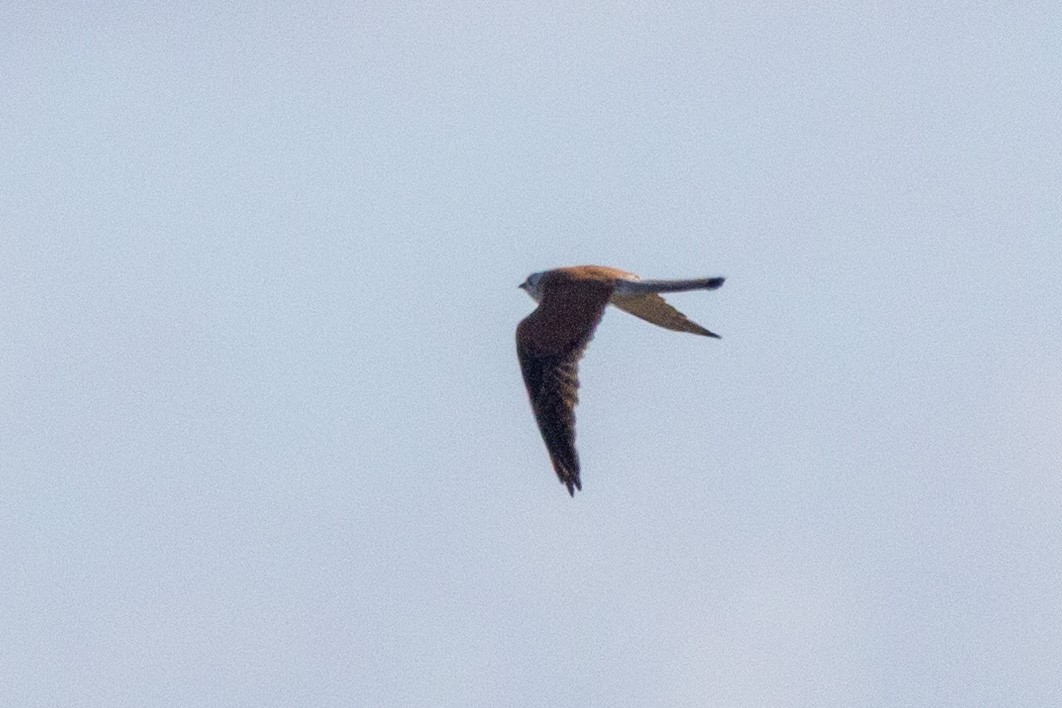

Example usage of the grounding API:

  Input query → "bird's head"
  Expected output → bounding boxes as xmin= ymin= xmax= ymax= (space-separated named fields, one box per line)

xmin=518 ymin=271 xmax=546 ymax=302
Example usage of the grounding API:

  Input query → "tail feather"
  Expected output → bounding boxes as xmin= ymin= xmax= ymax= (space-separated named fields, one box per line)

xmin=610 ymin=276 xmax=723 ymax=338
xmin=615 ymin=277 xmax=724 ymax=295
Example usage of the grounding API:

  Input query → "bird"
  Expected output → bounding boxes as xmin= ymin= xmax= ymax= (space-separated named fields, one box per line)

xmin=516 ymin=265 xmax=724 ymax=496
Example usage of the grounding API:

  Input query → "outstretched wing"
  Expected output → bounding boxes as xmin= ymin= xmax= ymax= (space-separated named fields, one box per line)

xmin=516 ymin=346 xmax=584 ymax=495
xmin=516 ymin=275 xmax=612 ymax=495
xmin=609 ymin=292 xmax=720 ymax=338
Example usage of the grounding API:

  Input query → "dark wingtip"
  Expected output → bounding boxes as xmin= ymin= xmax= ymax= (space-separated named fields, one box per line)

xmin=564 ymin=476 xmax=582 ymax=497
xmin=707 ymin=277 xmax=725 ymax=289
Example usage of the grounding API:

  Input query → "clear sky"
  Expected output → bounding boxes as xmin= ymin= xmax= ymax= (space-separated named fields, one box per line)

xmin=3 ymin=3 xmax=1060 ymax=705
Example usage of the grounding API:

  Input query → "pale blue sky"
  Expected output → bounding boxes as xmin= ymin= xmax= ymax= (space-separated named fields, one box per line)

xmin=3 ymin=3 xmax=1061 ymax=706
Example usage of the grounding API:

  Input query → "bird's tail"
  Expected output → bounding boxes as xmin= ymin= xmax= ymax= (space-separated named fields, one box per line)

xmin=609 ymin=276 xmax=724 ymax=338
xmin=614 ymin=276 xmax=724 ymax=295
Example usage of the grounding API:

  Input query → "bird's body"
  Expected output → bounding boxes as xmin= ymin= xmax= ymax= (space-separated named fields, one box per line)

xmin=516 ymin=265 xmax=724 ymax=495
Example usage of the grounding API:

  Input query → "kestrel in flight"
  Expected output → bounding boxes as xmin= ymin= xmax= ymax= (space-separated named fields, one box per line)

xmin=516 ymin=265 xmax=724 ymax=496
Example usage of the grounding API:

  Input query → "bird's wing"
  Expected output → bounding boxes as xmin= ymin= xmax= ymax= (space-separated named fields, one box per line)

xmin=516 ymin=345 xmax=584 ymax=495
xmin=609 ymin=292 xmax=720 ymax=338
xmin=516 ymin=278 xmax=612 ymax=495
